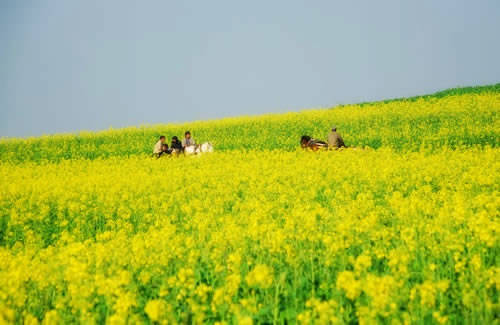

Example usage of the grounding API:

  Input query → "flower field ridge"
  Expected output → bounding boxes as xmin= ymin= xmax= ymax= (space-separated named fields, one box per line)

xmin=1 ymin=84 xmax=499 ymax=163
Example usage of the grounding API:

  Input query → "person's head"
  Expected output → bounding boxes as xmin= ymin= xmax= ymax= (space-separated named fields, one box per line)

xmin=331 ymin=126 xmax=337 ymax=132
xmin=162 ymin=143 xmax=169 ymax=151
xmin=160 ymin=135 xmax=166 ymax=143
xmin=300 ymin=135 xmax=311 ymax=148
xmin=172 ymin=136 xmax=178 ymax=142
xmin=185 ymin=131 xmax=191 ymax=139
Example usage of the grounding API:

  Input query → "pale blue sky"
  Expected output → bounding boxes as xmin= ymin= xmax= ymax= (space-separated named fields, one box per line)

xmin=1 ymin=0 xmax=499 ymax=137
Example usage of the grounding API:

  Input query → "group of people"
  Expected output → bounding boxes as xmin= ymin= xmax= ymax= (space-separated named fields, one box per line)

xmin=154 ymin=126 xmax=347 ymax=157
xmin=300 ymin=126 xmax=346 ymax=150
xmin=153 ymin=131 xmax=196 ymax=157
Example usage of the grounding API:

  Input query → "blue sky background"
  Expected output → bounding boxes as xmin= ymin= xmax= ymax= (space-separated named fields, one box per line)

xmin=1 ymin=0 xmax=499 ymax=137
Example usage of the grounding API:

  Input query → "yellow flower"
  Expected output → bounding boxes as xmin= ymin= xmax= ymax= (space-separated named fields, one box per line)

xmin=41 ymin=310 xmax=59 ymax=325
xmin=144 ymin=299 xmax=166 ymax=322
xmin=336 ymin=271 xmax=361 ymax=300
xmin=24 ymin=314 xmax=40 ymax=325
xmin=354 ymin=255 xmax=372 ymax=274
xmin=433 ymin=311 xmax=448 ymax=324
xmin=418 ymin=281 xmax=437 ymax=309
xmin=246 ymin=264 xmax=274 ymax=289
xmin=0 ymin=305 xmax=15 ymax=323
xmin=238 ymin=315 xmax=253 ymax=325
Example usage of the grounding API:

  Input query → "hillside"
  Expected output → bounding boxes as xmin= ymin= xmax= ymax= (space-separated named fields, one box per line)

xmin=1 ymin=83 xmax=499 ymax=163
xmin=0 ymin=84 xmax=499 ymax=324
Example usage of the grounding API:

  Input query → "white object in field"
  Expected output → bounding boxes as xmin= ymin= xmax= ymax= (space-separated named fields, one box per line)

xmin=200 ymin=142 xmax=214 ymax=153
xmin=184 ymin=146 xmax=196 ymax=155
xmin=184 ymin=142 xmax=214 ymax=156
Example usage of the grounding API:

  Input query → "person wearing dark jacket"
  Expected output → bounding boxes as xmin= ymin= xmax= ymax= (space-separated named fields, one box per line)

xmin=170 ymin=136 xmax=183 ymax=153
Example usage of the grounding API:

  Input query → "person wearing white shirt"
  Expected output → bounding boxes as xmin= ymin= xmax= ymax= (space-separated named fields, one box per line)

xmin=181 ymin=131 xmax=196 ymax=149
xmin=153 ymin=135 xmax=166 ymax=157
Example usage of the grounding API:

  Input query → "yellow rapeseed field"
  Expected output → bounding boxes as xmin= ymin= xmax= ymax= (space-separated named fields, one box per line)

xmin=0 ymin=87 xmax=499 ymax=324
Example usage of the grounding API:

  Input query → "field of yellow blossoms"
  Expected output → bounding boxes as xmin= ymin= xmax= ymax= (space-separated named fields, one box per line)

xmin=0 ymin=85 xmax=499 ymax=324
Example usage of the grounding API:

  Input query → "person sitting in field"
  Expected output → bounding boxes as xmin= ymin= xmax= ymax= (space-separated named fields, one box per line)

xmin=153 ymin=135 xmax=166 ymax=158
xmin=327 ymin=126 xmax=346 ymax=149
xmin=170 ymin=136 xmax=183 ymax=153
xmin=157 ymin=143 xmax=171 ymax=158
xmin=182 ymin=131 xmax=196 ymax=149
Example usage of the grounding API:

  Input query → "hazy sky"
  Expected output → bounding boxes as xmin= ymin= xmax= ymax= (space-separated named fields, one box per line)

xmin=1 ymin=0 xmax=499 ymax=138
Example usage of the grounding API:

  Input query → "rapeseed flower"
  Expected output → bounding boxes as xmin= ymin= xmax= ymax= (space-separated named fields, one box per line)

xmin=246 ymin=265 xmax=273 ymax=289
